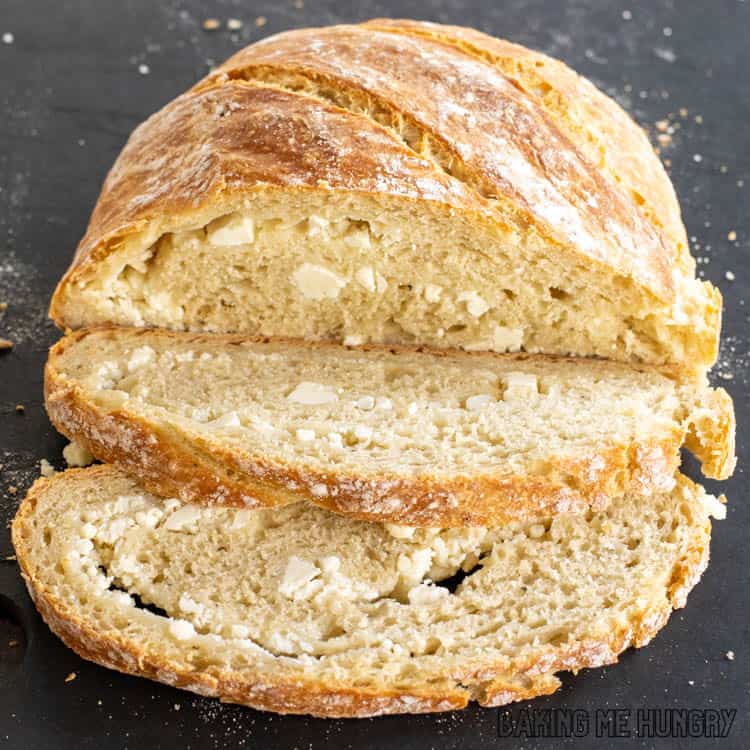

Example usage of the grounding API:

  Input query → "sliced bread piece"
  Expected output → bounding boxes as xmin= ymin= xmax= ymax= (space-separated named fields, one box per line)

xmin=45 ymin=327 xmax=735 ymax=527
xmin=50 ymin=23 xmax=720 ymax=375
xmin=13 ymin=466 xmax=724 ymax=717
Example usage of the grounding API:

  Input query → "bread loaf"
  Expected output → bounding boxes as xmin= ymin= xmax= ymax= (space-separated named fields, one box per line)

xmin=45 ymin=327 xmax=735 ymax=526
xmin=13 ymin=466 xmax=723 ymax=717
xmin=49 ymin=22 xmax=719 ymax=375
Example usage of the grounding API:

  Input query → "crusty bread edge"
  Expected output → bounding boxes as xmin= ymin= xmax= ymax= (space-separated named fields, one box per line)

xmin=684 ymin=385 xmax=737 ymax=479
xmin=12 ymin=467 xmax=712 ymax=717
xmin=44 ymin=327 xmax=738 ymax=527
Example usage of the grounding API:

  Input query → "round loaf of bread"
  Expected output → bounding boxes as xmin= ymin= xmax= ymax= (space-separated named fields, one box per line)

xmin=50 ymin=21 xmax=719 ymax=376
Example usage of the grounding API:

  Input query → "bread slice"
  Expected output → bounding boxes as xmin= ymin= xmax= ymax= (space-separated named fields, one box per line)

xmin=45 ymin=327 xmax=735 ymax=526
xmin=13 ymin=466 xmax=723 ymax=717
xmin=49 ymin=23 xmax=720 ymax=376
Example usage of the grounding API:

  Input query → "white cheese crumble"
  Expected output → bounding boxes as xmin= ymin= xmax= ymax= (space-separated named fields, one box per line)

xmin=423 ymin=284 xmax=443 ymax=303
xmin=39 ymin=459 xmax=56 ymax=477
xmin=63 ymin=441 xmax=95 ymax=468
xmin=465 ymin=394 xmax=495 ymax=412
xmin=126 ymin=345 xmax=156 ymax=372
xmin=169 ymin=619 xmax=196 ymax=640
xmin=327 ymin=432 xmax=344 ymax=449
xmin=353 ymin=425 xmax=373 ymax=442
xmin=205 ymin=411 xmax=242 ymax=430
xmin=355 ymin=395 xmax=376 ymax=410
xmin=344 ymin=227 xmax=371 ymax=250
xmin=457 ymin=291 xmax=490 ymax=318
xmin=278 ymin=556 xmax=321 ymax=599
xmin=503 ymin=372 xmax=538 ymax=398
xmin=306 ymin=215 xmax=330 ymax=236
xmin=408 ymin=583 xmax=449 ymax=606
xmin=164 ymin=505 xmax=202 ymax=532
xmin=355 ymin=266 xmax=377 ymax=292
xmin=385 ymin=524 xmax=416 ymax=540
xmin=230 ymin=624 xmax=250 ymax=639
xmin=492 ymin=326 xmax=524 ymax=352
xmin=206 ymin=213 xmax=255 ymax=245
xmin=291 ymin=263 xmax=347 ymax=300
xmin=287 ymin=381 xmax=339 ymax=405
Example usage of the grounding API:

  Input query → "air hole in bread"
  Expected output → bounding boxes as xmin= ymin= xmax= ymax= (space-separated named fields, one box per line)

xmin=107 ymin=576 xmax=170 ymax=618
xmin=549 ymin=287 xmax=570 ymax=301
xmin=433 ymin=559 xmax=483 ymax=594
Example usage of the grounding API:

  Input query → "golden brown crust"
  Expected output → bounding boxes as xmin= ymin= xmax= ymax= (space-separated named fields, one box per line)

xmin=205 ymin=24 xmax=674 ymax=300
xmin=44 ymin=327 xmax=734 ymax=527
xmin=362 ymin=19 xmax=688 ymax=261
xmin=684 ymin=386 xmax=737 ymax=479
xmin=49 ymin=81 xmax=483 ymax=326
xmin=11 ymin=467 xmax=712 ymax=717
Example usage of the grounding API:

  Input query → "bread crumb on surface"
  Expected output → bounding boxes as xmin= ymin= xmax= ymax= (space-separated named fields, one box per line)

xmin=63 ymin=441 xmax=95 ymax=468
xmin=227 ymin=18 xmax=243 ymax=30
xmin=65 ymin=672 xmax=76 ymax=683
xmin=727 ymin=230 xmax=737 ymax=242
xmin=15 ymin=404 xmax=24 ymax=413
xmin=255 ymin=16 xmax=267 ymax=27
xmin=726 ymin=650 xmax=735 ymax=661
xmin=138 ymin=63 xmax=150 ymax=75
xmin=1 ymin=32 xmax=13 ymax=44
xmin=202 ymin=18 xmax=220 ymax=31
xmin=7 ymin=486 xmax=17 ymax=495
xmin=0 ymin=338 xmax=12 ymax=350
xmin=40 ymin=459 xmax=56 ymax=477
xmin=725 ymin=270 xmax=735 ymax=281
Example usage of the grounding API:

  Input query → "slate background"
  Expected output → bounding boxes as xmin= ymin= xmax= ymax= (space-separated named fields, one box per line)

xmin=0 ymin=1 xmax=748 ymax=748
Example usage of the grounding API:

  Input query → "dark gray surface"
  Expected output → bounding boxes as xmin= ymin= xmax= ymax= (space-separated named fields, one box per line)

xmin=0 ymin=1 xmax=748 ymax=748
